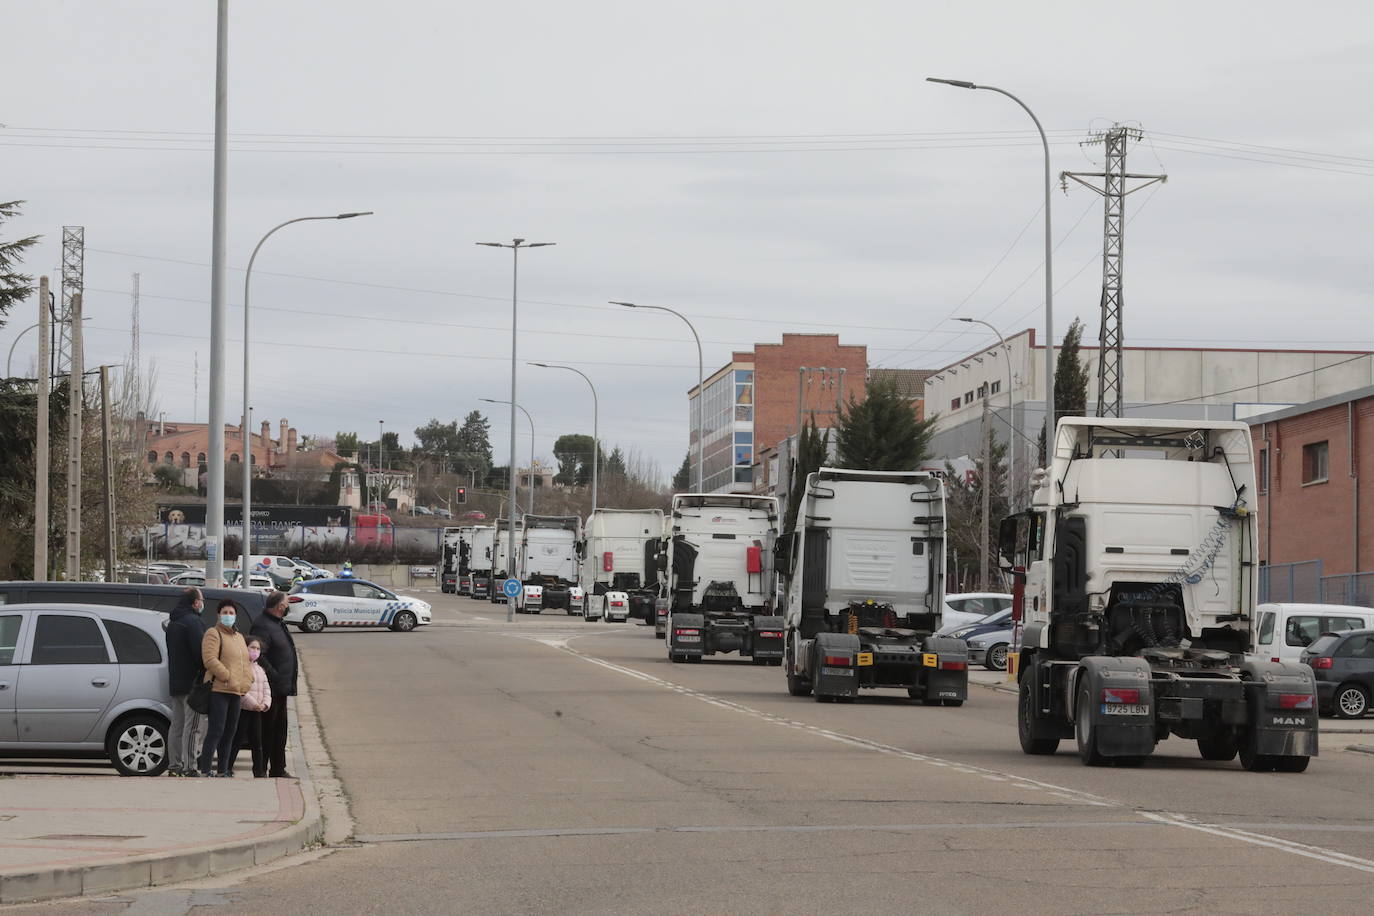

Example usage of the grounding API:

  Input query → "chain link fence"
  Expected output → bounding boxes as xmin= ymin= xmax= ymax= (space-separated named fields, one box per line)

xmin=1258 ymin=560 xmax=1324 ymax=604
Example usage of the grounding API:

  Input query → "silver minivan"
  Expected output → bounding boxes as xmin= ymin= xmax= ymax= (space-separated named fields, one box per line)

xmin=0 ymin=604 xmax=173 ymax=776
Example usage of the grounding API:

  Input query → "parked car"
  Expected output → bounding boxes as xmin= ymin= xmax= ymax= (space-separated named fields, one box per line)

xmin=169 ymin=572 xmax=207 ymax=588
xmin=0 ymin=581 xmax=265 ymax=634
xmin=413 ymin=506 xmax=433 ymax=516
xmin=937 ymin=592 xmax=1013 ymax=635
xmin=285 ymin=578 xmax=432 ymax=633
xmin=124 ymin=570 xmax=170 ymax=585
xmin=223 ymin=569 xmax=276 ymax=595
xmin=1252 ymin=603 xmax=1374 ymax=664
xmin=0 ymin=603 xmax=174 ymax=775
xmin=291 ymin=558 xmax=333 ymax=580
xmin=1300 ymin=628 xmax=1374 ymax=718
xmin=944 ymin=607 xmax=1014 ymax=670
xmin=433 ymin=508 xmax=453 ymax=520
xmin=459 ymin=510 xmax=485 ymax=521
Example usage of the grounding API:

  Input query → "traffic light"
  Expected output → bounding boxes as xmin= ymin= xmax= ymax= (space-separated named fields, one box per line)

xmin=456 ymin=486 xmax=467 ymax=505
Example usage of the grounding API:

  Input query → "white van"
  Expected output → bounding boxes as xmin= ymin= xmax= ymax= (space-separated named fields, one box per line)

xmin=1252 ymin=603 xmax=1374 ymax=664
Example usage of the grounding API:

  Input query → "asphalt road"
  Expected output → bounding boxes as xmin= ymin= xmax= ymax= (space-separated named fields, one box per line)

xmin=20 ymin=592 xmax=1374 ymax=915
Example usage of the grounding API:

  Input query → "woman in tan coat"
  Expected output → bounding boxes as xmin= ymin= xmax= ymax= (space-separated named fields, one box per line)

xmin=197 ymin=599 xmax=253 ymax=777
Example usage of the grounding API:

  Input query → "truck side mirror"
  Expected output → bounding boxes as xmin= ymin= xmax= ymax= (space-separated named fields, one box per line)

xmin=997 ymin=515 xmax=1020 ymax=570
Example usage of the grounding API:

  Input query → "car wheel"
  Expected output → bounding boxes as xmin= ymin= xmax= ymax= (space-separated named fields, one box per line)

xmin=1335 ymin=683 xmax=1370 ymax=719
xmin=985 ymin=643 xmax=1009 ymax=671
xmin=301 ymin=612 xmax=327 ymax=634
xmin=391 ymin=610 xmax=417 ymax=632
xmin=107 ymin=714 xmax=169 ymax=777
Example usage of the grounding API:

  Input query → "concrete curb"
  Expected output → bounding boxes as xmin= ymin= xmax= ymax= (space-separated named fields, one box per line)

xmin=0 ymin=665 xmax=324 ymax=905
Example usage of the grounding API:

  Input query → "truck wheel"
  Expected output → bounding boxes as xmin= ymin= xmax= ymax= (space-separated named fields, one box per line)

xmin=1335 ymin=683 xmax=1370 ymax=719
xmin=1018 ymin=672 xmax=1059 ymax=755
xmin=985 ymin=643 xmax=1009 ymax=671
xmin=786 ymin=674 xmax=813 ymax=697
xmin=1197 ymin=733 xmax=1239 ymax=761
xmin=942 ymin=699 xmax=964 ymax=708
xmin=1239 ymin=743 xmax=1277 ymax=772
xmin=1274 ymin=755 xmax=1311 ymax=773
xmin=1075 ymin=684 xmax=1109 ymax=766
xmin=920 ymin=696 xmax=943 ymax=707
xmin=686 ymin=655 xmax=702 ymax=664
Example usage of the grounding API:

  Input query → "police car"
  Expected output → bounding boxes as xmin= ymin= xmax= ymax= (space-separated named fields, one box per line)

xmin=286 ymin=578 xmax=433 ymax=633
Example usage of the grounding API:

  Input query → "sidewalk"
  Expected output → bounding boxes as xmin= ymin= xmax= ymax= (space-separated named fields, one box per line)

xmin=966 ymin=668 xmax=1374 ymax=734
xmin=0 ymin=662 xmax=326 ymax=905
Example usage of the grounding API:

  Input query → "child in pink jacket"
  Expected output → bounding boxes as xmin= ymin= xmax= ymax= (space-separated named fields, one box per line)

xmin=232 ymin=636 xmax=274 ymax=777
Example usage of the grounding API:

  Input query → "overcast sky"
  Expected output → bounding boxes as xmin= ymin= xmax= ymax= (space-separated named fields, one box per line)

xmin=5 ymin=1 xmax=1372 ymax=480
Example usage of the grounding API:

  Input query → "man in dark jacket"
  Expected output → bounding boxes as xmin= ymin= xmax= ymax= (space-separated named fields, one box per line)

xmin=165 ymin=587 xmax=208 ymax=776
xmin=250 ymin=591 xmax=299 ymax=778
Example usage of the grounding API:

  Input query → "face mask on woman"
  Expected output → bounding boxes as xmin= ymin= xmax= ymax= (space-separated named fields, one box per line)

xmin=219 ymin=613 xmax=236 ymax=628
xmin=248 ymin=647 xmax=261 ymax=661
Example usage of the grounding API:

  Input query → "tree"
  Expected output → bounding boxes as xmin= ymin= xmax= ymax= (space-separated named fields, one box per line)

xmin=552 ymin=433 xmax=596 ymax=486
xmin=945 ymin=438 xmax=1009 ymax=592
xmin=603 ymin=446 xmax=627 ymax=479
xmin=336 ymin=431 xmax=359 ymax=456
xmin=1038 ymin=317 xmax=1090 ymax=463
xmin=414 ymin=419 xmax=461 ymax=457
xmin=454 ymin=410 xmax=493 ymax=481
xmin=0 ymin=201 xmax=38 ymax=331
xmin=834 ymin=378 xmax=936 ymax=470
xmin=784 ymin=418 xmax=829 ymax=533
xmin=671 ymin=451 xmax=692 ymax=492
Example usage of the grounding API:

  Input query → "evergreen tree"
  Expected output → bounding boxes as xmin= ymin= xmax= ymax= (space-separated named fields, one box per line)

xmin=414 ymin=419 xmax=461 ymax=456
xmin=455 ymin=411 xmax=493 ymax=481
xmin=834 ymin=378 xmax=936 ymax=471
xmin=945 ymin=438 xmax=1009 ymax=592
xmin=1038 ymin=317 xmax=1090 ymax=463
xmin=553 ymin=433 xmax=596 ymax=486
xmin=336 ymin=431 xmax=359 ymax=455
xmin=603 ymin=446 xmax=627 ymax=479
xmin=784 ymin=417 xmax=829 ymax=533
xmin=0 ymin=201 xmax=38 ymax=331
xmin=671 ymin=451 xmax=692 ymax=492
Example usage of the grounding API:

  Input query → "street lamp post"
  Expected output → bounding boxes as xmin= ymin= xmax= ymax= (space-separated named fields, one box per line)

xmin=612 ymin=301 xmax=704 ymax=492
xmin=479 ymin=398 xmax=536 ymax=515
xmin=529 ymin=363 xmax=599 ymax=513
xmin=240 ymin=211 xmax=371 ymax=565
xmin=955 ymin=317 xmax=1015 ymax=507
xmin=7 ymin=317 xmax=89 ymax=378
xmin=927 ymin=78 xmax=1054 ymax=457
xmin=477 ymin=239 xmax=556 ymax=623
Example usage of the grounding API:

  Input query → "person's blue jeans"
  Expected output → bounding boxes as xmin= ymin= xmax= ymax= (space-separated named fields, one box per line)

xmin=198 ymin=692 xmax=242 ymax=775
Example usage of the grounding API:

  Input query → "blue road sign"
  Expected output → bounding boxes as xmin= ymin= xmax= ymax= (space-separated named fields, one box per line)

xmin=502 ymin=577 xmax=522 ymax=598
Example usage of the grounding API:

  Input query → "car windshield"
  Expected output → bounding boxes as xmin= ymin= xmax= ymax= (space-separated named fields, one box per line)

xmin=1305 ymin=634 xmax=1342 ymax=657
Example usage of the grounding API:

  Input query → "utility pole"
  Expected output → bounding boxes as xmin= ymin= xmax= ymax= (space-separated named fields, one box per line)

xmin=100 ymin=365 xmax=117 ymax=582
xmin=1061 ymin=125 xmax=1166 ymax=419
xmin=34 ymin=277 xmax=50 ymax=580
xmin=65 ymin=293 xmax=83 ymax=581
xmin=979 ymin=393 xmax=991 ymax=591
xmin=205 ymin=0 xmax=230 ymax=586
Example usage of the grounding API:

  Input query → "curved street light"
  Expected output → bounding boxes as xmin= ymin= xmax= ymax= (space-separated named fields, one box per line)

xmin=530 ymin=362 xmax=598 ymax=512
xmin=927 ymin=77 xmax=1054 ymax=453
xmin=7 ymin=316 xmax=89 ymax=378
xmin=612 ymin=301 xmax=704 ymax=491
xmin=479 ymin=397 xmax=536 ymax=515
xmin=241 ymin=211 xmax=372 ymax=562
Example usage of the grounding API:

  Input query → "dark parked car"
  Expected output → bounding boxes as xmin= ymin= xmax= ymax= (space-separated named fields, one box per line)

xmin=0 ymin=582 xmax=266 ymax=633
xmin=1300 ymin=628 xmax=1374 ymax=718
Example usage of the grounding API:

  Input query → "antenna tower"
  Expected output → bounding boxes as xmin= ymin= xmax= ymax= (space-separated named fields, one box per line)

xmin=1060 ymin=126 xmax=1166 ymax=418
xmin=56 ymin=227 xmax=85 ymax=376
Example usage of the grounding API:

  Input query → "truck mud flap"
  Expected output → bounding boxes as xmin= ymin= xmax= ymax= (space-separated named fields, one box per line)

xmin=920 ymin=635 xmax=969 ymax=702
xmin=1080 ymin=657 xmax=1156 ymax=758
xmin=1242 ymin=660 xmax=1320 ymax=758
xmin=750 ymin=615 xmax=785 ymax=659
xmin=668 ymin=613 xmax=705 ymax=657
xmin=812 ymin=633 xmax=862 ymax=699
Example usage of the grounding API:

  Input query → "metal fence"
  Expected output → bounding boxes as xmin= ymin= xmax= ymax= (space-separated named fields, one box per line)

xmin=1319 ymin=573 xmax=1374 ymax=609
xmin=1258 ymin=560 xmax=1324 ymax=604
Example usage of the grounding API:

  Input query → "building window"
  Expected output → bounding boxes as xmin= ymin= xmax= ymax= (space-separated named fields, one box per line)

xmin=990 ymin=380 xmax=1002 ymax=395
xmin=1302 ymin=441 xmax=1328 ymax=485
xmin=147 ymin=450 xmax=158 ymax=464
xmin=977 ymin=383 xmax=988 ymax=399
xmin=963 ymin=392 xmax=973 ymax=405
xmin=197 ymin=453 xmax=207 ymax=466
xmin=1258 ymin=448 xmax=1268 ymax=493
xmin=180 ymin=452 xmax=191 ymax=468
xmin=163 ymin=451 xmax=174 ymax=465
xmin=230 ymin=453 xmax=240 ymax=463
xmin=950 ymin=398 xmax=960 ymax=412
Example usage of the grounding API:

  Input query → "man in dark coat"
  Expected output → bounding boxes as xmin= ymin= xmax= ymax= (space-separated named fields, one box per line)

xmin=250 ymin=590 xmax=299 ymax=778
xmin=165 ymin=587 xmax=208 ymax=776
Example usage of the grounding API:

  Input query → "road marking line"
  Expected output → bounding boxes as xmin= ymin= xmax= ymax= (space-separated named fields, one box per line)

xmin=1140 ymin=812 xmax=1374 ymax=875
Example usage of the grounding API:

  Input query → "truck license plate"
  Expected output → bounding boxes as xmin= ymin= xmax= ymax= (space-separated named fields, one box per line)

xmin=677 ymin=635 xmax=701 ymax=643
xmin=821 ymin=667 xmax=854 ymax=677
xmin=1103 ymin=703 xmax=1150 ymax=716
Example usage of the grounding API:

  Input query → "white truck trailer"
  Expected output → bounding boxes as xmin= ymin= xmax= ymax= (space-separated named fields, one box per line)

xmin=518 ymin=515 xmax=583 ymax=614
xmin=440 ymin=527 xmax=464 ymax=593
xmin=779 ymin=468 xmax=968 ymax=705
xmin=1010 ymin=417 xmax=1317 ymax=771
xmin=582 ymin=508 xmax=665 ymax=624
xmin=662 ymin=493 xmax=782 ymax=664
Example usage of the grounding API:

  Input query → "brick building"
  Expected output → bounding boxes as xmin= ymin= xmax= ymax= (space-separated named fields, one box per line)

xmin=1248 ymin=386 xmax=1374 ymax=582
xmin=688 ymin=334 xmax=868 ymax=494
